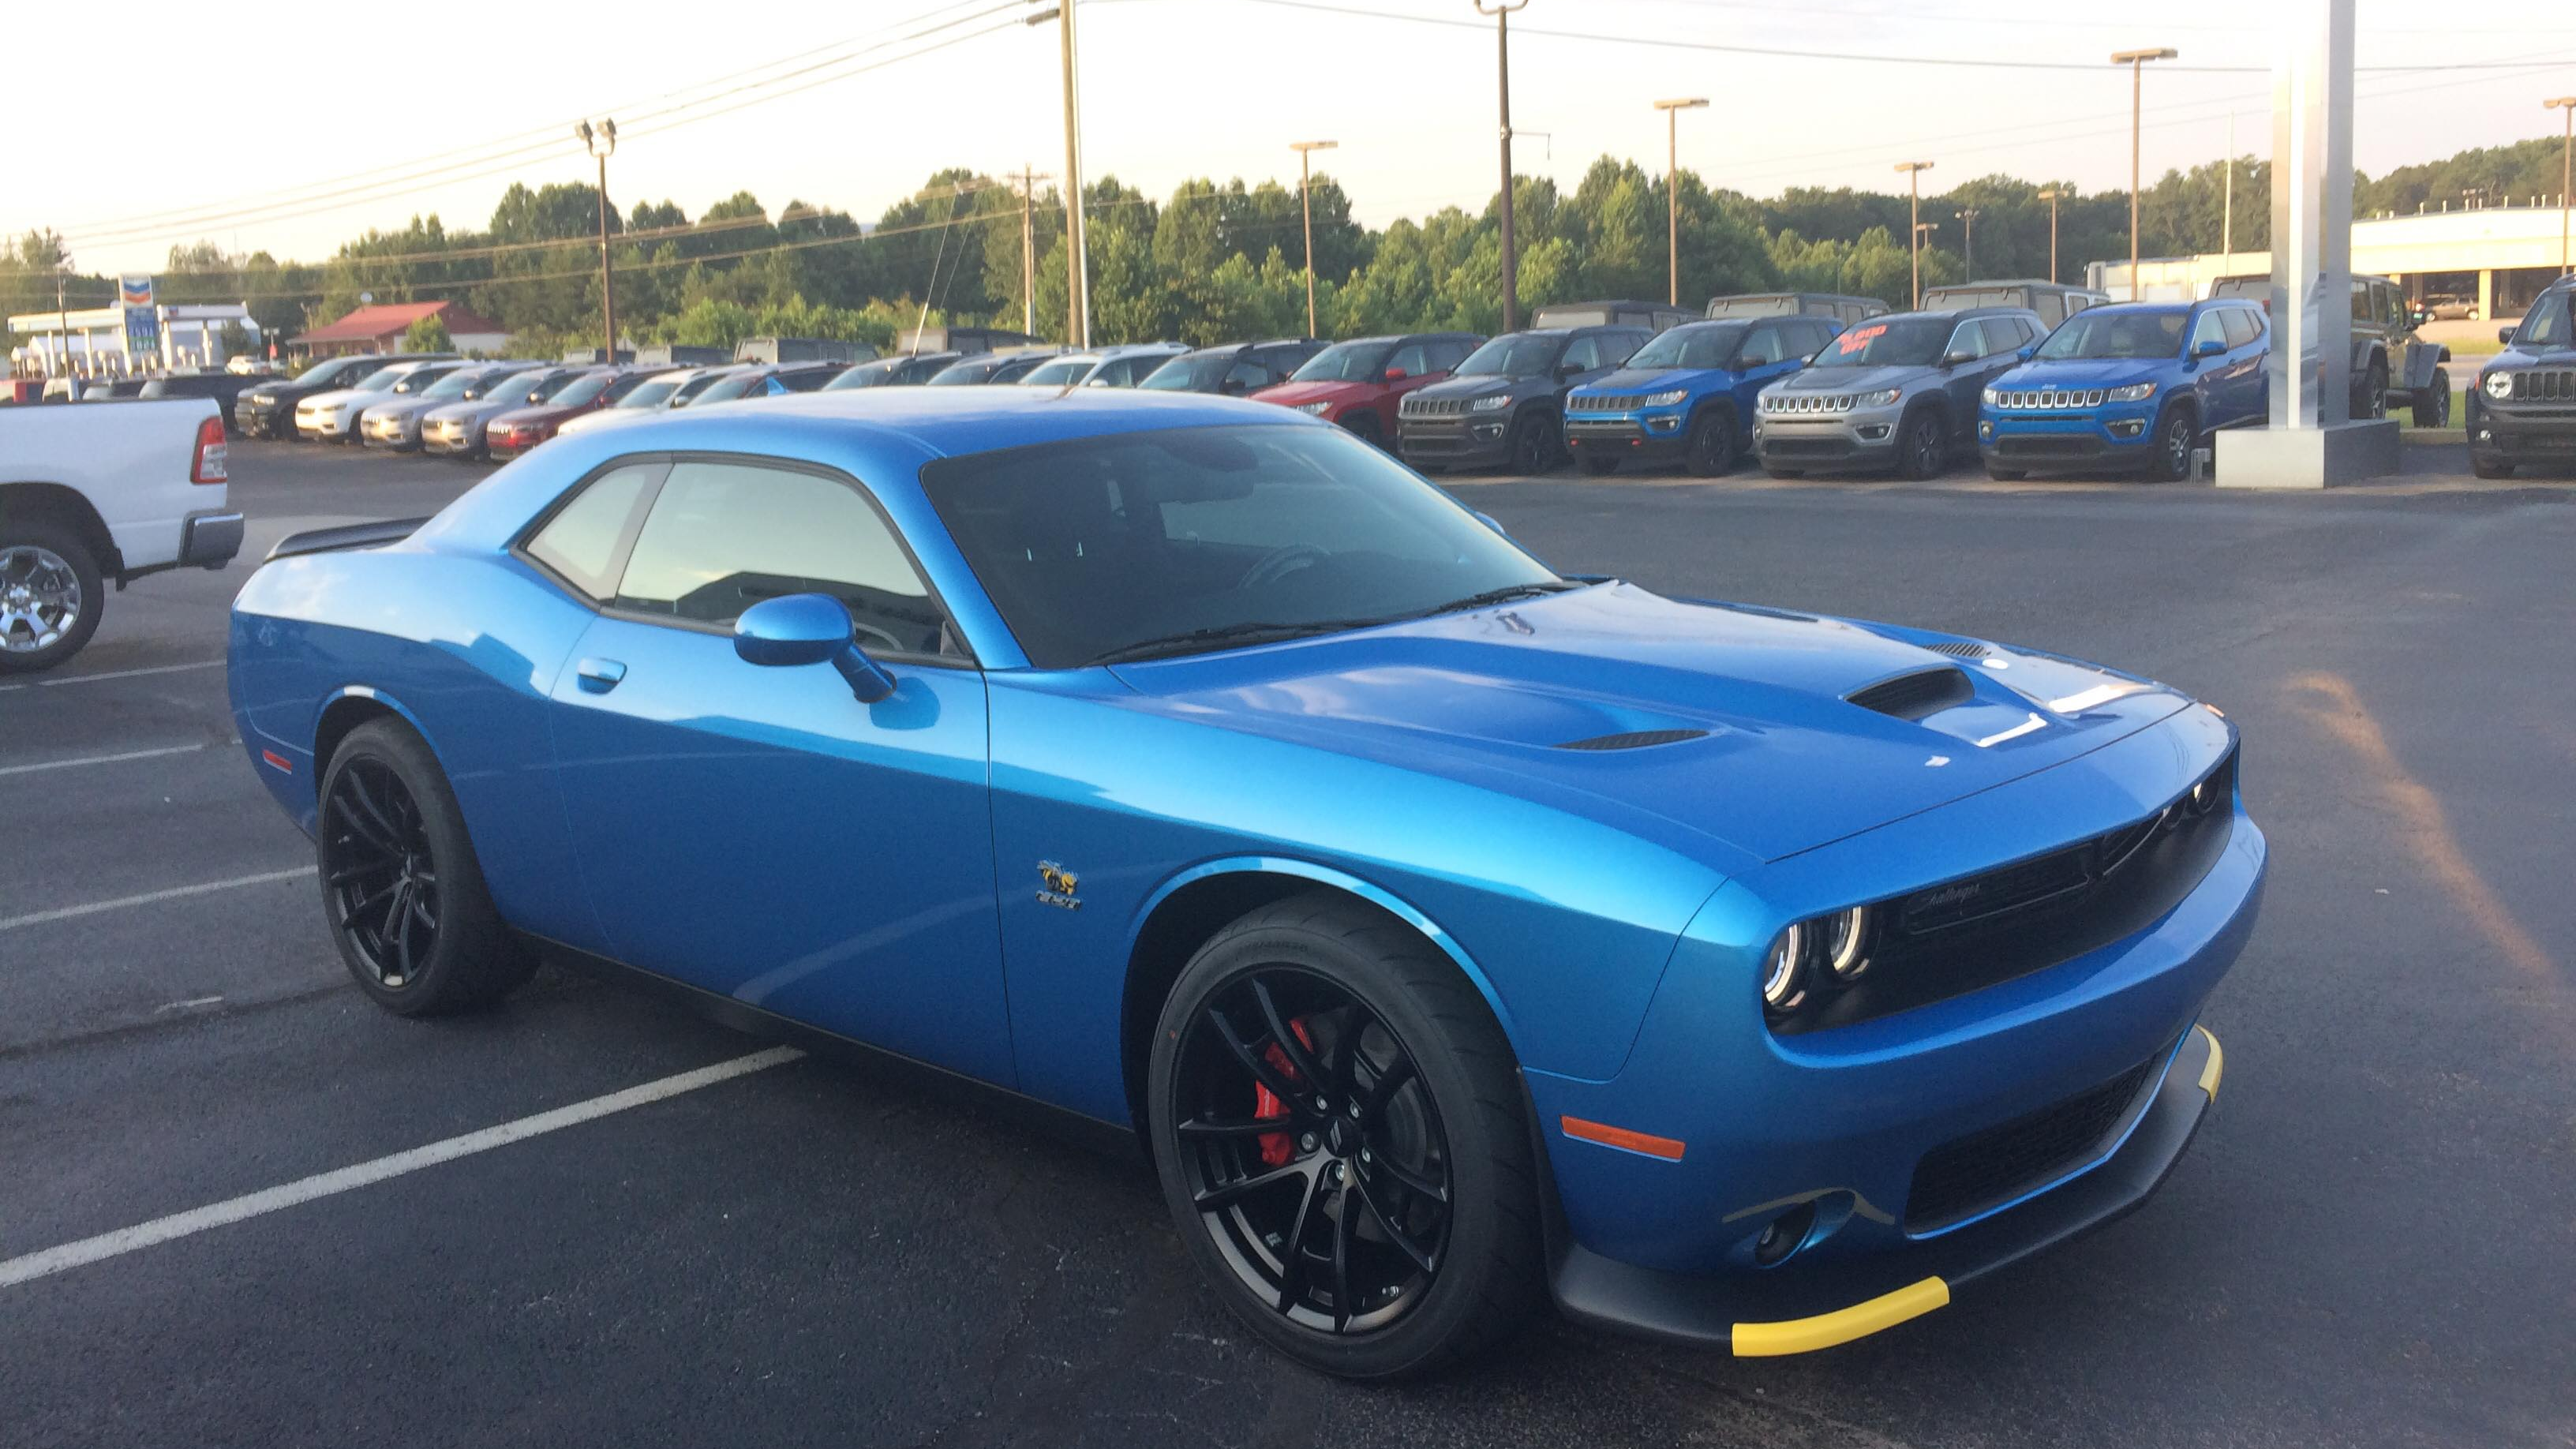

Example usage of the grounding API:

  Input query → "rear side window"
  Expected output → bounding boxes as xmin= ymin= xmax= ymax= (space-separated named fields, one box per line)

xmin=524 ymin=463 xmax=657 ymax=600
xmin=2219 ymin=308 xmax=2261 ymax=347
xmin=611 ymin=459 xmax=950 ymax=655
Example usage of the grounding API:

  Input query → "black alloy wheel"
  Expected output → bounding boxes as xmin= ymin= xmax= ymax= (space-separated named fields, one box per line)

xmin=1150 ymin=896 xmax=1541 ymax=1379
xmin=2412 ymin=371 xmax=2451 ymax=429
xmin=1683 ymin=408 xmax=1737 ymax=477
xmin=2361 ymin=361 xmax=2390 ymax=421
xmin=1505 ymin=412 xmax=1552 ymax=475
xmin=324 ymin=754 xmax=441 ymax=988
xmin=1896 ymin=407 xmax=1947 ymax=481
xmin=2147 ymin=404 xmax=2197 ymax=482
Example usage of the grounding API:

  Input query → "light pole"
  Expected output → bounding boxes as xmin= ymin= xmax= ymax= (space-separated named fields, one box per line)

xmin=2552 ymin=98 xmax=2576 ymax=276
xmin=2036 ymin=186 xmax=2065 ymax=282
xmin=1012 ymin=166 xmax=1052 ymax=336
xmin=1028 ymin=1 xmax=1089 ymax=346
xmin=2110 ymin=47 xmax=2177 ymax=301
xmin=1654 ymin=99 xmax=1707 ymax=307
xmin=1894 ymin=160 xmax=1934 ymax=307
xmin=575 ymin=118 xmax=618 ymax=361
xmin=1291 ymin=140 xmax=1338 ymax=337
xmin=1956 ymin=206 xmax=1981 ymax=279
xmin=1476 ymin=0 xmax=1530 ymax=331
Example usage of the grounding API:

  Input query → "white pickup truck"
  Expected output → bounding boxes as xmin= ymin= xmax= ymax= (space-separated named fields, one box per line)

xmin=0 ymin=397 xmax=245 ymax=672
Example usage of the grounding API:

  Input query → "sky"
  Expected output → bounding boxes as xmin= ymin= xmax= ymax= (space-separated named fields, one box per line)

xmin=15 ymin=0 xmax=2576 ymax=280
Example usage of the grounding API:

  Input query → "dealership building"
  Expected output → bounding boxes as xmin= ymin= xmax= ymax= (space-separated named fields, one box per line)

xmin=6 ymin=301 xmax=263 ymax=376
xmin=2092 ymin=201 xmax=2576 ymax=318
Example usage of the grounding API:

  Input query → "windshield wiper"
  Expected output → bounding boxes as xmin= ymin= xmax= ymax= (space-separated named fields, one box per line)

xmin=1084 ymin=617 xmax=1387 ymax=666
xmin=1402 ymin=581 xmax=1581 ymax=620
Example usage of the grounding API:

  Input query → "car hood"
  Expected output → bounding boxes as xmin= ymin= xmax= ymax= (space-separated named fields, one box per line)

xmin=492 ymin=403 xmax=575 ymax=427
xmin=1776 ymin=365 xmax=1932 ymax=394
xmin=1993 ymin=358 xmax=2166 ymax=390
xmin=1104 ymin=582 xmax=2189 ymax=867
xmin=301 ymin=387 xmax=369 ymax=409
xmin=1254 ymin=379 xmax=1378 ymax=408
xmin=1583 ymin=366 xmax=1719 ymax=394
xmin=425 ymin=398 xmax=515 ymax=422
xmin=2499 ymin=343 xmax=2576 ymax=366
xmin=1410 ymin=374 xmax=1529 ymax=402
xmin=368 ymin=396 xmax=440 ymax=421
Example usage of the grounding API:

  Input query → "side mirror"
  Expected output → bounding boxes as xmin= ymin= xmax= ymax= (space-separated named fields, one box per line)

xmin=1471 ymin=510 xmax=1509 ymax=537
xmin=1556 ymin=362 xmax=1582 ymax=381
xmin=1219 ymin=376 xmax=1246 ymax=395
xmin=1383 ymin=367 xmax=1409 ymax=382
xmin=2016 ymin=345 xmax=2037 ymax=361
xmin=2499 ymin=325 xmax=2518 ymax=345
xmin=1939 ymin=350 xmax=1976 ymax=368
xmin=733 ymin=593 xmax=897 ymax=703
xmin=2192 ymin=338 xmax=2226 ymax=358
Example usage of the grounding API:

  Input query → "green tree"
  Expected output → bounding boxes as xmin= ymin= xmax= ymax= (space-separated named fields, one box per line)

xmin=402 ymin=313 xmax=451 ymax=352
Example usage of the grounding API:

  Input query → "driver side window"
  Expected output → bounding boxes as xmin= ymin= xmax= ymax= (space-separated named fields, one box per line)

xmin=611 ymin=459 xmax=953 ymax=657
xmin=1387 ymin=343 xmax=1432 ymax=376
xmin=1944 ymin=323 xmax=1982 ymax=359
xmin=2189 ymin=311 xmax=2229 ymax=354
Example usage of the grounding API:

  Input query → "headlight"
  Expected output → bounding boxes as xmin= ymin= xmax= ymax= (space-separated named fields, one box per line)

xmin=1821 ymin=907 xmax=1870 ymax=981
xmin=1857 ymin=388 xmax=1901 ymax=408
xmin=1760 ymin=924 xmax=1808 ymax=1013
xmin=1294 ymin=401 xmax=1333 ymax=415
xmin=1642 ymin=390 xmax=1689 ymax=407
xmin=1981 ymin=387 xmax=2000 ymax=406
xmin=2107 ymin=382 xmax=2156 ymax=402
xmin=1470 ymin=394 xmax=1512 ymax=412
xmin=2483 ymin=369 xmax=2512 ymax=399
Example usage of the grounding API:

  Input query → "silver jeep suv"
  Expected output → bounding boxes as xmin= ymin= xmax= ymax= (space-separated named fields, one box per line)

xmin=1752 ymin=307 xmax=2044 ymax=479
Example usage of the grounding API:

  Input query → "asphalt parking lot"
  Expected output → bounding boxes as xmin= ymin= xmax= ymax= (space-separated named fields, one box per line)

xmin=6 ymin=437 xmax=2572 ymax=1448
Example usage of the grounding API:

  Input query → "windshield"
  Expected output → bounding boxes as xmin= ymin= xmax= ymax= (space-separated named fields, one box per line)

xmin=1817 ymin=317 xmax=1950 ymax=368
xmin=1290 ymin=340 xmax=1396 ymax=384
xmin=467 ymin=369 xmax=543 ymax=401
xmin=549 ymin=373 xmax=616 ymax=407
xmin=2036 ymin=311 xmax=2187 ymax=360
xmin=1142 ymin=354 xmax=1226 ymax=391
xmin=422 ymin=369 xmax=485 ymax=399
xmin=1020 ymin=358 xmax=1096 ymax=387
xmin=2515 ymin=290 xmax=2571 ymax=348
xmin=351 ymin=366 xmax=406 ymax=392
xmin=618 ymin=378 xmax=682 ymax=407
xmin=921 ymin=425 xmax=1560 ymax=669
xmin=1455 ymin=334 xmax=1563 ymax=378
xmin=672 ymin=371 xmax=735 ymax=403
xmin=825 ymin=361 xmax=897 ymax=389
xmin=691 ymin=373 xmax=762 ymax=403
xmin=292 ymin=358 xmax=361 ymax=386
xmin=1627 ymin=322 xmax=1747 ymax=371
xmin=927 ymin=359 xmax=996 ymax=385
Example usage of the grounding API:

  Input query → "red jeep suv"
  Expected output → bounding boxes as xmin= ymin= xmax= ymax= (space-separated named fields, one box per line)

xmin=1249 ymin=332 xmax=1481 ymax=447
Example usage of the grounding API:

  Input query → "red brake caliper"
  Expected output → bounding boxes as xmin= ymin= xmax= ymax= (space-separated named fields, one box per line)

xmin=1252 ymin=1017 xmax=1316 ymax=1167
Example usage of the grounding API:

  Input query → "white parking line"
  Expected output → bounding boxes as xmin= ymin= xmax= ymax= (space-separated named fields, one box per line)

xmin=0 ymin=743 xmax=208 ymax=778
xmin=0 ymin=1046 xmax=804 ymax=1290
xmin=0 ymin=660 xmax=227 ymax=693
xmin=0 ymin=867 xmax=317 ymax=932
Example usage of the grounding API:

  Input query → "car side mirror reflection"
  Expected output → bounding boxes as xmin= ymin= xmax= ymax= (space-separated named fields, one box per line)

xmin=733 ymin=593 xmax=897 ymax=704
xmin=1383 ymin=367 xmax=1409 ymax=381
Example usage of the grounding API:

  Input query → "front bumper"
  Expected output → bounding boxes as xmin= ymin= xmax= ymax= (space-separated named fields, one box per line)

xmin=421 ymin=420 xmax=484 ymax=456
xmin=1564 ymin=410 xmax=1689 ymax=462
xmin=2468 ymin=394 xmax=2576 ymax=464
xmin=361 ymin=411 xmax=423 ymax=450
xmin=1979 ymin=407 xmax=2159 ymax=473
xmin=296 ymin=409 xmax=354 ymax=441
xmin=235 ymin=398 xmax=289 ymax=436
xmin=1750 ymin=410 xmax=1904 ymax=471
xmin=1398 ymin=415 xmax=1515 ymax=467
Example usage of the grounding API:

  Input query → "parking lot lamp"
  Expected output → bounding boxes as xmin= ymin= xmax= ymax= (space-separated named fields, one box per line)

xmin=1654 ymin=99 xmax=1707 ymax=306
xmin=2548 ymin=97 xmax=2576 ymax=275
xmin=576 ymin=119 xmax=618 ymax=363
xmin=2111 ymin=48 xmax=2177 ymax=301
xmin=1291 ymin=140 xmax=1338 ymax=336
xmin=1894 ymin=161 xmax=1934 ymax=307
xmin=1956 ymin=206 xmax=1981 ymax=279
xmin=1476 ymin=0 xmax=1530 ymax=331
xmin=2036 ymin=187 xmax=2065 ymax=282
xmin=1028 ymin=2 xmax=1090 ymax=346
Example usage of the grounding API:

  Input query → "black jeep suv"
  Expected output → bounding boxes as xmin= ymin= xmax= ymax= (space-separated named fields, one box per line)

xmin=1395 ymin=325 xmax=1647 ymax=473
xmin=2469 ymin=276 xmax=2576 ymax=477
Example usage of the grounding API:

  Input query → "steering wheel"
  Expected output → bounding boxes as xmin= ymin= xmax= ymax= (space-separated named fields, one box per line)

xmin=1238 ymin=543 xmax=1329 ymax=591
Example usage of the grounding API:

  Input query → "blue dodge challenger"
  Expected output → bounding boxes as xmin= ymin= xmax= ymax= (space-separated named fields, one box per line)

xmin=228 ymin=388 xmax=2262 ymax=1379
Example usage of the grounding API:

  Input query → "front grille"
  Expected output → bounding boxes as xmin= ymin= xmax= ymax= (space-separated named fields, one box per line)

xmin=2510 ymin=369 xmax=2576 ymax=403
xmin=1777 ymin=749 xmax=2238 ymax=1035
xmin=1905 ymin=1051 xmax=2162 ymax=1231
xmin=1568 ymin=393 xmax=1647 ymax=412
xmin=1994 ymin=435 xmax=2110 ymax=459
xmin=1762 ymin=392 xmax=1857 ymax=415
xmin=1990 ymin=388 xmax=2108 ymax=410
xmin=1403 ymin=396 xmax=1474 ymax=417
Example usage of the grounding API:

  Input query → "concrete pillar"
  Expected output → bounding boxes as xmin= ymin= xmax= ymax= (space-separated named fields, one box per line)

xmin=2477 ymin=268 xmax=2494 ymax=320
xmin=2218 ymin=0 xmax=2397 ymax=488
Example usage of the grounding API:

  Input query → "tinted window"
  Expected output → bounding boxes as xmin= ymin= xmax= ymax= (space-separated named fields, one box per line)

xmin=551 ymin=373 xmax=616 ymax=407
xmin=1387 ymin=343 xmax=1432 ymax=376
xmin=1820 ymin=317 xmax=1949 ymax=367
xmin=1457 ymin=334 xmax=1563 ymax=377
xmin=2035 ymin=311 xmax=2188 ymax=360
xmin=2218 ymin=308 xmax=2260 ymax=347
xmin=525 ymin=464 xmax=655 ymax=600
xmin=1223 ymin=360 xmax=1272 ymax=391
xmin=775 ymin=368 xmax=841 ymax=392
xmin=1290 ymin=340 xmax=1396 ymax=383
xmin=920 ymin=425 xmax=1558 ymax=670
xmin=1021 ymin=357 xmax=1095 ymax=387
xmin=1559 ymin=335 xmax=1608 ymax=372
xmin=1432 ymin=339 xmax=1477 ymax=371
xmin=612 ymin=460 xmax=947 ymax=653
xmin=1628 ymin=321 xmax=1748 ymax=370
xmin=1736 ymin=326 xmax=1789 ymax=366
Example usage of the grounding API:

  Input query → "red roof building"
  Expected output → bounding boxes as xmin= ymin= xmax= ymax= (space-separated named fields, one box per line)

xmin=290 ymin=301 xmax=510 ymax=357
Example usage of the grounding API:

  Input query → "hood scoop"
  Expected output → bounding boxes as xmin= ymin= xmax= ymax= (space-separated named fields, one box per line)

xmin=1926 ymin=639 xmax=1997 ymax=659
xmin=1554 ymin=728 xmax=1710 ymax=752
xmin=1846 ymin=665 xmax=1975 ymax=721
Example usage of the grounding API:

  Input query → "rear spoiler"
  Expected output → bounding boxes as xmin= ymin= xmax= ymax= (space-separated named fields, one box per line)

xmin=265 ymin=516 xmax=432 ymax=563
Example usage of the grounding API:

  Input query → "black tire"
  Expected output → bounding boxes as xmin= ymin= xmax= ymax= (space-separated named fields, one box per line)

xmin=1895 ymin=406 xmax=1947 ymax=481
xmin=316 ymin=718 xmax=537 ymax=1016
xmin=1986 ymin=466 xmax=2027 ymax=481
xmin=1683 ymin=407 xmax=1737 ymax=478
xmin=2473 ymin=455 xmax=2514 ymax=480
xmin=2360 ymin=359 xmax=2389 ymax=421
xmin=2146 ymin=402 xmax=2197 ymax=483
xmin=1342 ymin=414 xmax=1383 ymax=450
xmin=2411 ymin=369 xmax=2451 ymax=429
xmin=0 ymin=519 xmax=106 ymax=675
xmin=1503 ymin=412 xmax=1552 ymax=476
xmin=1578 ymin=454 xmax=1619 ymax=476
xmin=1148 ymin=893 xmax=1542 ymax=1380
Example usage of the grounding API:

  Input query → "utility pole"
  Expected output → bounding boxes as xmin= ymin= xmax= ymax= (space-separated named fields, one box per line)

xmin=1476 ymin=0 xmax=1530 ymax=331
xmin=576 ymin=118 xmax=619 ymax=361
xmin=1654 ymin=98 xmax=1707 ymax=307
xmin=2037 ymin=186 xmax=2064 ymax=282
xmin=56 ymin=269 xmax=73 ymax=380
xmin=1013 ymin=165 xmax=1052 ymax=336
xmin=2222 ymin=113 xmax=2236 ymax=260
xmin=2549 ymin=98 xmax=2576 ymax=275
xmin=1956 ymin=207 xmax=1981 ymax=279
xmin=1291 ymin=140 xmax=1338 ymax=337
xmin=1894 ymin=161 xmax=1934 ymax=307
xmin=2111 ymin=47 xmax=2177 ymax=301
xmin=1030 ymin=1 xmax=1089 ymax=346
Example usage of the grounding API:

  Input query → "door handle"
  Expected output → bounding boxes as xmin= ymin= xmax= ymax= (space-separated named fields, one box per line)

xmin=575 ymin=657 xmax=627 ymax=694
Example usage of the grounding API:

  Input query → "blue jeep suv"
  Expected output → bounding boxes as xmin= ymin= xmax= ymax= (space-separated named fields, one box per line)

xmin=1979 ymin=298 xmax=2269 ymax=481
xmin=1561 ymin=315 xmax=1840 ymax=476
